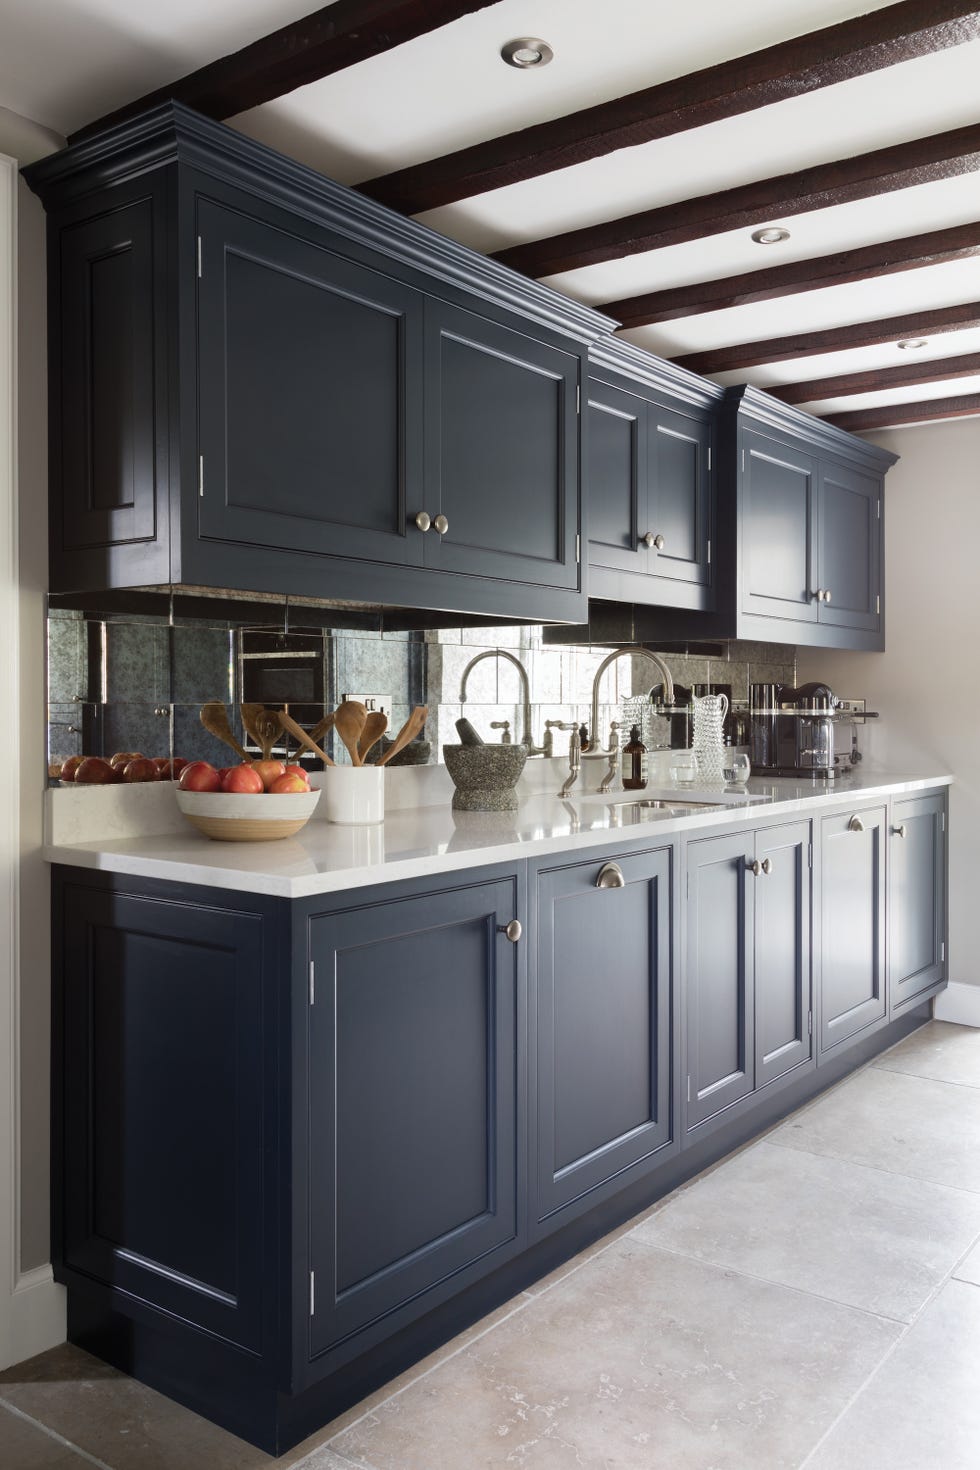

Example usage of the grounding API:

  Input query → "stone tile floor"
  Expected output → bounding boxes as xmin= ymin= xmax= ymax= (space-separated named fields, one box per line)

xmin=3 ymin=1019 xmax=980 ymax=1469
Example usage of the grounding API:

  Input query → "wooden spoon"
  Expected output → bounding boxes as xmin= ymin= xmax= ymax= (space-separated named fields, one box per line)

xmin=308 ymin=712 xmax=335 ymax=746
xmin=357 ymin=711 xmax=388 ymax=764
xmin=240 ymin=703 xmax=277 ymax=760
xmin=377 ymin=706 xmax=428 ymax=767
xmin=278 ymin=711 xmax=334 ymax=766
xmin=201 ymin=703 xmax=251 ymax=763
xmin=334 ymin=700 xmax=368 ymax=766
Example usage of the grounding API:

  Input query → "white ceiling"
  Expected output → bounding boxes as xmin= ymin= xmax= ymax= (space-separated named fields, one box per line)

xmin=2 ymin=0 xmax=978 ymax=429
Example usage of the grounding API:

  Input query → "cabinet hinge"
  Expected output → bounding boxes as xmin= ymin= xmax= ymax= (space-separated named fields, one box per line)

xmin=576 ymin=533 xmax=581 ymax=562
xmin=196 ymin=235 xmax=202 ymax=279
xmin=941 ymin=941 xmax=946 ymax=963
xmin=310 ymin=1271 xmax=315 ymax=1317
xmin=309 ymin=960 xmax=315 ymax=1006
xmin=742 ymin=449 xmax=746 ymax=472
xmin=706 ymin=538 xmax=711 ymax=566
xmin=686 ymin=1075 xmax=691 ymax=1103
xmin=707 ymin=446 xmax=712 ymax=472
xmin=198 ymin=455 xmax=204 ymax=498
xmin=941 ymin=811 xmax=946 ymax=833
xmin=876 ymin=594 xmax=880 ymax=615
xmin=808 ymin=843 xmax=813 ymax=869
xmin=808 ymin=1010 xmax=813 ymax=1036
xmin=877 ymin=498 xmax=881 ymax=520
xmin=576 ymin=384 xmax=581 ymax=414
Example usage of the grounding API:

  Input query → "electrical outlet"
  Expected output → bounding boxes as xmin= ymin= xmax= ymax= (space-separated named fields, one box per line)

xmin=343 ymin=692 xmax=392 ymax=716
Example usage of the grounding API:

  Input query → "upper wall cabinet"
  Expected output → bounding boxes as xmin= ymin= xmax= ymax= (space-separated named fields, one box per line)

xmin=26 ymin=104 xmax=611 ymax=623
xmin=587 ymin=340 xmax=720 ymax=611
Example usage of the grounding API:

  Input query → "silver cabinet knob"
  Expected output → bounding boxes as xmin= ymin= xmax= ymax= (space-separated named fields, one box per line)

xmin=596 ymin=862 xmax=626 ymax=889
xmin=822 ymin=589 xmax=832 ymax=603
xmin=414 ymin=511 xmax=431 ymax=532
xmin=892 ymin=823 xmax=907 ymax=839
xmin=653 ymin=533 xmax=665 ymax=550
xmin=813 ymin=589 xmax=824 ymax=602
xmin=433 ymin=514 xmax=449 ymax=535
xmin=498 ymin=919 xmax=522 ymax=943
xmin=761 ymin=857 xmax=773 ymax=875
xmin=747 ymin=858 xmax=763 ymax=876
xmin=848 ymin=814 xmax=865 ymax=833
xmin=641 ymin=532 xmax=665 ymax=550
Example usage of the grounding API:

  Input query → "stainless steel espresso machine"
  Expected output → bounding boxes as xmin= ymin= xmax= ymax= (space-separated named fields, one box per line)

xmin=749 ymin=682 xmax=878 ymax=778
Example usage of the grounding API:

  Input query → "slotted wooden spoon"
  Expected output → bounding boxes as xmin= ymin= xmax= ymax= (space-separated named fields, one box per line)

xmin=278 ymin=711 xmax=334 ymax=766
xmin=357 ymin=711 xmax=388 ymax=764
xmin=334 ymin=700 xmax=368 ymax=766
xmin=240 ymin=703 xmax=279 ymax=761
xmin=201 ymin=703 xmax=251 ymax=763
xmin=377 ymin=706 xmax=428 ymax=767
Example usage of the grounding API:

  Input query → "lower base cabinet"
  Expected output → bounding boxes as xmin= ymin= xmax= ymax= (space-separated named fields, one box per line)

xmin=49 ymin=784 xmax=947 ymax=1453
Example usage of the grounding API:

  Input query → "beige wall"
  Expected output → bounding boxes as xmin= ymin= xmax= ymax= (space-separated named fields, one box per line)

xmin=798 ymin=417 xmax=980 ymax=992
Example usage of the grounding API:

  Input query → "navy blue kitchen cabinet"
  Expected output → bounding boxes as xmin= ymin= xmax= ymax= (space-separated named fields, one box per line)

xmin=587 ymin=339 xmax=718 ymax=610
xmin=684 ymin=819 xmax=812 ymax=1135
xmin=530 ymin=843 xmax=676 ymax=1233
xmin=305 ymin=875 xmax=523 ymax=1362
xmin=818 ymin=803 xmax=888 ymax=1056
xmin=27 ymin=103 xmax=610 ymax=621
xmin=889 ymin=790 xmax=947 ymax=1015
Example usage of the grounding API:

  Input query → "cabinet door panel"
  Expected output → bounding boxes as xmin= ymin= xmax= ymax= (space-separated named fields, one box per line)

xmin=889 ymin=793 xmax=946 ymax=1012
xmin=741 ymin=432 xmax=817 ymax=623
xmin=587 ymin=381 xmax=647 ymax=574
xmin=686 ymin=832 xmax=754 ymax=1129
xmin=308 ymin=878 xmax=519 ymax=1356
xmin=60 ymin=196 xmax=159 ymax=550
xmin=756 ymin=821 xmax=812 ymax=1086
xmin=817 ymin=464 xmax=880 ymax=633
xmin=423 ymin=300 xmax=580 ymax=589
xmin=534 ymin=848 xmax=672 ymax=1225
xmin=197 ymin=200 xmax=423 ymax=566
xmin=820 ymin=807 xmax=886 ymax=1052
xmin=60 ymin=884 xmax=267 ymax=1351
xmin=649 ymin=405 xmax=711 ymax=589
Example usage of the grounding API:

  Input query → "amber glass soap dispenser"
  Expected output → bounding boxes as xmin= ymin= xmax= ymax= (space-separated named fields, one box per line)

xmin=622 ymin=725 xmax=647 ymax=790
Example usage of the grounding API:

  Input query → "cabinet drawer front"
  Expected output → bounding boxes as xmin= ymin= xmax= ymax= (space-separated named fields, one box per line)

xmin=587 ymin=380 xmax=647 ymax=575
xmin=817 ymin=464 xmax=881 ymax=633
xmin=308 ymin=878 xmax=519 ymax=1356
xmin=532 ymin=848 xmax=673 ymax=1227
xmin=423 ymin=300 xmax=581 ymax=590
xmin=197 ymin=200 xmax=424 ymax=567
xmin=755 ymin=821 xmax=812 ymax=1087
xmin=741 ymin=432 xmax=817 ymax=624
xmin=889 ymin=793 xmax=946 ymax=1011
xmin=59 ymin=885 xmax=268 ymax=1352
xmin=820 ymin=806 xmax=887 ymax=1052
xmin=686 ymin=831 xmax=755 ymax=1129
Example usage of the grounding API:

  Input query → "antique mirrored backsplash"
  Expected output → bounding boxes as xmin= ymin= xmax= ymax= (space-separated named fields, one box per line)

xmin=47 ymin=597 xmax=796 ymax=781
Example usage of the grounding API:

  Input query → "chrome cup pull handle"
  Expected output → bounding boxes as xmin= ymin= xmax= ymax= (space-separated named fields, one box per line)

xmin=848 ymin=814 xmax=865 ymax=833
xmin=596 ymin=862 xmax=626 ymax=889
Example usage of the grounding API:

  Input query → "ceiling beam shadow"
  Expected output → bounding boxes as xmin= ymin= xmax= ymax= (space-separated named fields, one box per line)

xmin=362 ymin=0 xmax=980 ymax=214
xmin=68 ymin=0 xmax=498 ymax=144
xmin=601 ymin=222 xmax=980 ymax=327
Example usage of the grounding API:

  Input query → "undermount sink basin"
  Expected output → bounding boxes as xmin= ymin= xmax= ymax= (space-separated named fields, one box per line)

xmin=577 ymin=786 xmax=769 ymax=808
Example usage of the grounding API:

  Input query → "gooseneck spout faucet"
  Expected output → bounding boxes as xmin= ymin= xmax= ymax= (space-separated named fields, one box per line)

xmin=588 ymin=647 xmax=675 ymax=753
xmin=458 ymin=649 xmax=544 ymax=754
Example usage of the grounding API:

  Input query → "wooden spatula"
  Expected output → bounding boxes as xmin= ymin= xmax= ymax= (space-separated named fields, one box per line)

xmin=377 ymin=706 xmax=428 ymax=766
xmin=278 ymin=711 xmax=334 ymax=766
xmin=357 ymin=711 xmax=388 ymax=764
xmin=201 ymin=703 xmax=251 ymax=763
xmin=334 ymin=700 xmax=368 ymax=766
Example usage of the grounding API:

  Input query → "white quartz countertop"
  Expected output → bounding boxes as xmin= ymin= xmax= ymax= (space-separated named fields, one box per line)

xmin=44 ymin=769 xmax=952 ymax=900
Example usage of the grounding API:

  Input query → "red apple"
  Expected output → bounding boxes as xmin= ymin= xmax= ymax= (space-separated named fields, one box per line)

xmin=75 ymin=756 xmax=116 ymax=785
xmin=110 ymin=751 xmax=143 ymax=769
xmin=152 ymin=757 xmax=171 ymax=776
xmin=122 ymin=758 xmax=159 ymax=783
xmin=60 ymin=755 xmax=85 ymax=782
xmin=178 ymin=761 xmax=221 ymax=793
xmin=250 ymin=759 xmax=286 ymax=791
xmin=282 ymin=765 xmax=310 ymax=786
xmin=170 ymin=757 xmax=189 ymax=778
xmin=221 ymin=764 xmax=264 ymax=794
xmin=269 ymin=772 xmax=312 ymax=794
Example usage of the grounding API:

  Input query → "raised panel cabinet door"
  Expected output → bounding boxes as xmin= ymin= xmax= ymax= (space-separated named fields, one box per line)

xmin=59 ymin=882 xmax=268 ymax=1352
xmin=755 ymin=821 xmax=812 ymax=1087
xmin=816 ymin=462 xmax=881 ymax=633
xmin=686 ymin=831 xmax=755 ymax=1130
xmin=586 ymin=378 xmax=648 ymax=575
xmin=422 ymin=299 xmax=581 ymax=590
xmin=819 ymin=805 xmax=887 ymax=1054
xmin=196 ymin=199 xmax=424 ymax=566
xmin=889 ymin=792 xmax=946 ymax=1013
xmin=647 ymin=402 xmax=712 ymax=591
xmin=58 ymin=193 xmax=160 ymax=553
xmin=307 ymin=876 xmax=520 ymax=1357
xmin=741 ymin=430 xmax=818 ymax=625
xmin=533 ymin=846 xmax=673 ymax=1229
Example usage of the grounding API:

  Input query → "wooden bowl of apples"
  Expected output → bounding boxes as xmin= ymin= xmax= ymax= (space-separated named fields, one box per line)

xmin=176 ymin=759 xmax=320 ymax=841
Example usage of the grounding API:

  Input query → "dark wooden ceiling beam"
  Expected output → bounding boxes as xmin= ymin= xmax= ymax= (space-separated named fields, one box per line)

xmin=673 ymin=302 xmax=980 ymax=374
xmin=68 ymin=0 xmax=498 ymax=144
xmin=361 ymin=0 xmax=980 ymax=214
xmin=823 ymin=392 xmax=980 ymax=430
xmin=771 ymin=351 xmax=980 ymax=404
xmin=602 ymin=222 xmax=980 ymax=327
xmin=493 ymin=124 xmax=980 ymax=279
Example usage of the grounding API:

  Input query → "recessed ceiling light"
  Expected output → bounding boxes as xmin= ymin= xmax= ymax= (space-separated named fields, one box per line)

xmin=897 ymin=338 xmax=929 ymax=350
xmin=501 ymin=37 xmax=554 ymax=68
xmin=751 ymin=227 xmax=791 ymax=245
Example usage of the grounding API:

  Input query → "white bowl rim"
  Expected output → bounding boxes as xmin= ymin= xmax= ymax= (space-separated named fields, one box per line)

xmin=176 ymin=787 xmax=320 ymax=817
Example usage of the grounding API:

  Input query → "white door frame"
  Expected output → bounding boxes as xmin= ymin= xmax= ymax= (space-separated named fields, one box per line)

xmin=0 ymin=149 xmax=20 ymax=1370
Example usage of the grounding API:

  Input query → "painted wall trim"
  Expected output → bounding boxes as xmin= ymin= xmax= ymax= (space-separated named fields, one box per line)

xmin=934 ymin=982 xmax=980 ymax=1028
xmin=9 ymin=1266 xmax=64 ymax=1365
